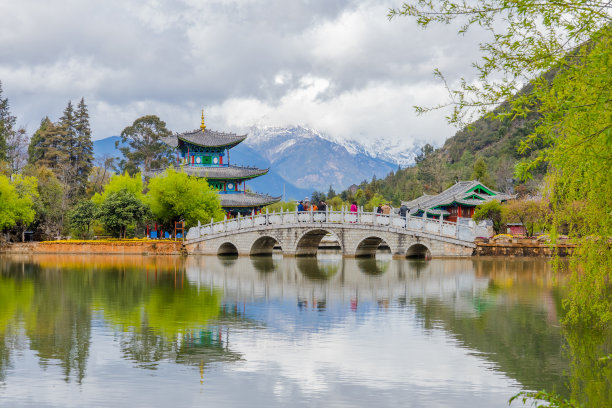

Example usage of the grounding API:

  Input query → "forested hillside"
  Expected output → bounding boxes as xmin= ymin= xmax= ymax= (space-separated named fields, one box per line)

xmin=327 ymin=101 xmax=546 ymax=207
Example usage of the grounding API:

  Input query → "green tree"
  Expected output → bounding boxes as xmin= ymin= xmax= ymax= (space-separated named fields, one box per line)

xmin=354 ymin=188 xmax=366 ymax=207
xmin=390 ymin=1 xmax=611 ymax=331
xmin=264 ymin=201 xmax=296 ymax=212
xmin=73 ymin=98 xmax=94 ymax=197
xmin=365 ymin=193 xmax=385 ymax=212
xmin=502 ymin=199 xmax=550 ymax=237
xmin=0 ymin=81 xmax=16 ymax=162
xmin=0 ymin=174 xmax=37 ymax=234
xmin=91 ymin=172 xmax=145 ymax=206
xmin=22 ymin=165 xmax=65 ymax=239
xmin=69 ymin=200 xmax=97 ymax=239
xmin=311 ymin=191 xmax=326 ymax=204
xmin=146 ymin=168 xmax=223 ymax=228
xmin=27 ymin=117 xmax=69 ymax=174
xmin=117 ymin=115 xmax=173 ymax=175
xmin=98 ymin=189 xmax=150 ymax=238
xmin=327 ymin=185 xmax=336 ymax=199
xmin=473 ymin=200 xmax=504 ymax=235
xmin=471 ymin=157 xmax=496 ymax=188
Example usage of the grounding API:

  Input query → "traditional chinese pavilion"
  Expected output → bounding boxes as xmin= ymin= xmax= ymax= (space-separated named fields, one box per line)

xmin=402 ymin=180 xmax=515 ymax=222
xmin=158 ymin=112 xmax=280 ymax=215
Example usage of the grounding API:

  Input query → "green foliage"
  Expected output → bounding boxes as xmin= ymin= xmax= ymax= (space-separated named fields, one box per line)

xmin=0 ymin=81 xmax=16 ymax=162
xmin=117 ymin=115 xmax=173 ymax=175
xmin=97 ymin=189 xmax=150 ymax=238
xmin=471 ymin=156 xmax=496 ymax=189
xmin=72 ymin=98 xmax=94 ymax=197
xmin=365 ymin=193 xmax=385 ymax=211
xmin=354 ymin=188 xmax=366 ymax=207
xmin=502 ymin=199 xmax=550 ymax=237
xmin=473 ymin=200 xmax=504 ymax=234
xmin=22 ymin=165 xmax=65 ymax=239
xmin=146 ymin=168 xmax=224 ymax=228
xmin=327 ymin=195 xmax=344 ymax=210
xmin=311 ymin=191 xmax=326 ymax=203
xmin=390 ymin=1 xmax=611 ymax=333
xmin=69 ymin=200 xmax=97 ymax=238
xmin=264 ymin=201 xmax=296 ymax=212
xmin=91 ymin=172 xmax=144 ymax=206
xmin=509 ymin=390 xmax=581 ymax=407
xmin=0 ymin=173 xmax=38 ymax=231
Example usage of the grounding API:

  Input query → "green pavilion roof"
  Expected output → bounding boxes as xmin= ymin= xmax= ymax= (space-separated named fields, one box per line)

xmin=402 ymin=180 xmax=515 ymax=216
xmin=220 ymin=192 xmax=281 ymax=208
xmin=179 ymin=165 xmax=269 ymax=180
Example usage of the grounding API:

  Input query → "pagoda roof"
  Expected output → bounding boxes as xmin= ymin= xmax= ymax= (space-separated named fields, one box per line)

xmin=220 ymin=192 xmax=281 ymax=208
xmin=162 ymin=128 xmax=247 ymax=149
xmin=402 ymin=180 xmax=515 ymax=216
xmin=178 ymin=165 xmax=269 ymax=180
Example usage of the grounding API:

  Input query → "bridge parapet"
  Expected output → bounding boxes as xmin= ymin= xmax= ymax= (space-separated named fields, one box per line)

xmin=187 ymin=209 xmax=488 ymax=243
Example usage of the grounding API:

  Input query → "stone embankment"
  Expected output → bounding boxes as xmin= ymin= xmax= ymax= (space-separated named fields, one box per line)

xmin=1 ymin=240 xmax=185 ymax=255
xmin=474 ymin=236 xmax=574 ymax=257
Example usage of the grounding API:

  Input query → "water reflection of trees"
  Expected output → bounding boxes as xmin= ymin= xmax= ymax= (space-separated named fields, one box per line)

xmin=0 ymin=255 xmax=246 ymax=383
xmin=297 ymin=258 xmax=339 ymax=280
xmin=356 ymin=258 xmax=389 ymax=276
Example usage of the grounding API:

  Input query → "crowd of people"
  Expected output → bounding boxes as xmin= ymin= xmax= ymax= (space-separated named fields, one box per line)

xmin=297 ymin=198 xmax=409 ymax=219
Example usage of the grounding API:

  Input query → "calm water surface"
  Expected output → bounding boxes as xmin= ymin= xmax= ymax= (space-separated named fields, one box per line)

xmin=0 ymin=254 xmax=583 ymax=407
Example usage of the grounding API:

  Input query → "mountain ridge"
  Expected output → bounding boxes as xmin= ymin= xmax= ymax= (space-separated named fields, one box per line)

xmin=93 ymin=126 xmax=413 ymax=200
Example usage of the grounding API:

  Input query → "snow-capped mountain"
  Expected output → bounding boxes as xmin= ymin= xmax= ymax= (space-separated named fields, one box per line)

xmin=245 ymin=125 xmax=418 ymax=167
xmin=93 ymin=125 xmax=416 ymax=199
xmin=241 ymin=125 xmax=413 ymax=192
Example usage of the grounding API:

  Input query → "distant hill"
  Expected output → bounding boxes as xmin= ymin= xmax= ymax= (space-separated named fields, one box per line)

xmin=92 ymin=136 xmax=123 ymax=159
xmin=334 ymin=97 xmax=547 ymax=204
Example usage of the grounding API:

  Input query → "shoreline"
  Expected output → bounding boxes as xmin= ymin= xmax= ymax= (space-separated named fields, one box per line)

xmin=1 ymin=239 xmax=573 ymax=257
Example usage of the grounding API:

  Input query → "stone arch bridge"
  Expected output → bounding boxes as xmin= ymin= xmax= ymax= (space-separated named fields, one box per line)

xmin=185 ymin=210 xmax=485 ymax=258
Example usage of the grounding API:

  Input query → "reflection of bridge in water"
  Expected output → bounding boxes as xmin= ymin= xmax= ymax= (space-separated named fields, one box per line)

xmin=185 ymin=211 xmax=488 ymax=258
xmin=185 ymin=256 xmax=491 ymax=314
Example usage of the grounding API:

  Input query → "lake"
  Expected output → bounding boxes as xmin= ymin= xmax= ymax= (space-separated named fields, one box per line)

xmin=0 ymin=254 xmax=602 ymax=407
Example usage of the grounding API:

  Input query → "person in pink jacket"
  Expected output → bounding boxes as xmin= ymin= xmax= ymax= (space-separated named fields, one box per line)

xmin=350 ymin=201 xmax=358 ymax=213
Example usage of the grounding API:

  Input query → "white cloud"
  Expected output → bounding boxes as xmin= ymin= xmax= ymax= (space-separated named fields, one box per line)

xmin=0 ymin=0 xmax=486 ymax=149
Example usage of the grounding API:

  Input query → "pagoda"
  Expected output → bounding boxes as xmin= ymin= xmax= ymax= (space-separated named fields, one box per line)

xmin=159 ymin=112 xmax=280 ymax=215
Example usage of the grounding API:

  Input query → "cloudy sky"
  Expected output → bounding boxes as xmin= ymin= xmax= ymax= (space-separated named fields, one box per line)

xmin=0 ymin=0 xmax=486 ymax=150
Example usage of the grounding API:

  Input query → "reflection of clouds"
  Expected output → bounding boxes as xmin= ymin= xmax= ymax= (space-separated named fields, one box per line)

xmin=229 ymin=310 xmax=520 ymax=396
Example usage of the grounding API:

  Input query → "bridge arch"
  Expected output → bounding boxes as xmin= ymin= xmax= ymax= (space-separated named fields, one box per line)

xmin=250 ymin=235 xmax=282 ymax=256
xmin=295 ymin=229 xmax=342 ymax=257
xmin=218 ymin=241 xmax=239 ymax=256
xmin=354 ymin=235 xmax=391 ymax=258
xmin=406 ymin=243 xmax=431 ymax=259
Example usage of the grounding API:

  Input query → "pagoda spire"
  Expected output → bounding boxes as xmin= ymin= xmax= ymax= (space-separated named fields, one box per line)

xmin=200 ymin=109 xmax=206 ymax=131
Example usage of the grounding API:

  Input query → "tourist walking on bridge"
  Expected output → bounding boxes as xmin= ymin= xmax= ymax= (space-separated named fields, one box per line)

xmin=399 ymin=203 xmax=408 ymax=219
xmin=382 ymin=203 xmax=391 ymax=215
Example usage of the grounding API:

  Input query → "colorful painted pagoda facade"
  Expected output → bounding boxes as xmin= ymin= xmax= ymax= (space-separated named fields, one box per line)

xmin=160 ymin=112 xmax=280 ymax=215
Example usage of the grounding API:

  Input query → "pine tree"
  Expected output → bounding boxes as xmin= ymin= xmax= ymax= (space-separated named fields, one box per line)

xmin=0 ymin=81 xmax=17 ymax=161
xmin=27 ymin=117 xmax=69 ymax=172
xmin=59 ymin=100 xmax=77 ymax=167
xmin=28 ymin=117 xmax=52 ymax=164
xmin=73 ymin=98 xmax=93 ymax=197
